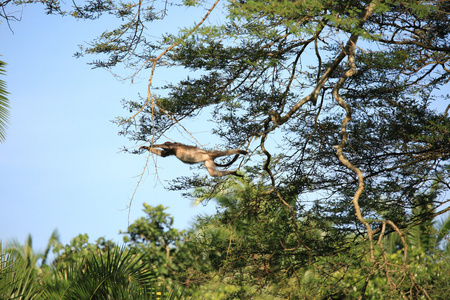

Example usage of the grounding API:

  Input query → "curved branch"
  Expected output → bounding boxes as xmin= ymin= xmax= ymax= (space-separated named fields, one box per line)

xmin=332 ymin=0 xmax=377 ymax=261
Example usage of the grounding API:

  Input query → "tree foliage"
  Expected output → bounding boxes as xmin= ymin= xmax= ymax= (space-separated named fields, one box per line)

xmin=1 ymin=203 xmax=449 ymax=299
xmin=122 ymin=0 xmax=450 ymax=296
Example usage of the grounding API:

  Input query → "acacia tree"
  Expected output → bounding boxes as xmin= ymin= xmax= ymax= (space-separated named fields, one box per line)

xmin=3 ymin=0 xmax=449 ymax=297
xmin=119 ymin=1 xmax=450 ymax=297
xmin=119 ymin=0 xmax=450 ymax=257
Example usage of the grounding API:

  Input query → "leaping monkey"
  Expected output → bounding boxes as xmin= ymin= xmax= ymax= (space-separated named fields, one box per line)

xmin=140 ymin=142 xmax=247 ymax=177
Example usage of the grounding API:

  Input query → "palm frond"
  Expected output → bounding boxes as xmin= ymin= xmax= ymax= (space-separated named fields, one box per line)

xmin=45 ymin=246 xmax=186 ymax=299
xmin=41 ymin=229 xmax=61 ymax=267
xmin=0 ymin=242 xmax=44 ymax=299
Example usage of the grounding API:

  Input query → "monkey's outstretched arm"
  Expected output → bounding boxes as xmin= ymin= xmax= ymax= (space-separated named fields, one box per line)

xmin=139 ymin=146 xmax=169 ymax=157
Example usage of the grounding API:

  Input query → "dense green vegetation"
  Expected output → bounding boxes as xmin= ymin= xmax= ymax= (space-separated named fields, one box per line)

xmin=2 ymin=0 xmax=450 ymax=298
xmin=1 ymin=201 xmax=449 ymax=299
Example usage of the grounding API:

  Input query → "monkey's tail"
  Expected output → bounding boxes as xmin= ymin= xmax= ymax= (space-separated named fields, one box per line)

xmin=215 ymin=154 xmax=241 ymax=167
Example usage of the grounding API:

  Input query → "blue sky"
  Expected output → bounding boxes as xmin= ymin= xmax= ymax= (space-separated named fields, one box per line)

xmin=0 ymin=4 xmax=219 ymax=253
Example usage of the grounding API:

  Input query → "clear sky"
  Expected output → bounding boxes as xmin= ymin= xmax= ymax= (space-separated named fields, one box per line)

xmin=0 ymin=3 xmax=219 ymax=253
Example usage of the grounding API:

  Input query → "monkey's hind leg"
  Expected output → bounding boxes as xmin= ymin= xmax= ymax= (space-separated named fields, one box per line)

xmin=204 ymin=160 xmax=240 ymax=177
